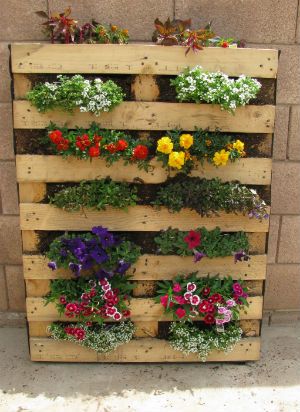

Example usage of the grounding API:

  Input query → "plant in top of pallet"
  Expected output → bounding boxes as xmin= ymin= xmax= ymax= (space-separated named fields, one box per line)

xmin=156 ymin=273 xmax=249 ymax=360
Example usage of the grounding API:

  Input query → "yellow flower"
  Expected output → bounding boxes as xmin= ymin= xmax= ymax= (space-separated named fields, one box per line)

xmin=213 ymin=149 xmax=230 ymax=166
xmin=185 ymin=151 xmax=192 ymax=160
xmin=168 ymin=151 xmax=185 ymax=169
xmin=179 ymin=134 xmax=193 ymax=149
xmin=157 ymin=136 xmax=173 ymax=154
xmin=232 ymin=139 xmax=244 ymax=153
xmin=205 ymin=139 xmax=212 ymax=146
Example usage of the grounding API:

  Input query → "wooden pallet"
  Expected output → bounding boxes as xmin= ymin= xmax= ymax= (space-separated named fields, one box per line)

xmin=11 ymin=43 xmax=278 ymax=362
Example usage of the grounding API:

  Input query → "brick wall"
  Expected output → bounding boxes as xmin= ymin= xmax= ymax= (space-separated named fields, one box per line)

xmin=0 ymin=0 xmax=299 ymax=322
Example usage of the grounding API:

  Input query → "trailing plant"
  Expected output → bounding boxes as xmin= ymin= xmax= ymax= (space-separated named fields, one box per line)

xmin=46 ymin=226 xmax=141 ymax=277
xmin=152 ymin=18 xmax=243 ymax=54
xmin=27 ymin=75 xmax=124 ymax=115
xmin=36 ymin=8 xmax=129 ymax=44
xmin=152 ymin=176 xmax=269 ymax=220
xmin=169 ymin=322 xmax=243 ymax=361
xmin=156 ymin=272 xmax=248 ymax=322
xmin=171 ymin=66 xmax=261 ymax=112
xmin=46 ymin=123 xmax=150 ymax=170
xmin=156 ymin=130 xmax=245 ymax=172
xmin=154 ymin=227 xmax=249 ymax=262
xmin=45 ymin=275 xmax=134 ymax=323
xmin=49 ymin=321 xmax=135 ymax=352
xmin=49 ymin=179 xmax=138 ymax=212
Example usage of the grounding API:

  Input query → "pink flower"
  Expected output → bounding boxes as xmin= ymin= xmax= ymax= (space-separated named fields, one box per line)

xmin=218 ymin=306 xmax=227 ymax=314
xmin=184 ymin=292 xmax=192 ymax=301
xmin=107 ymin=307 xmax=117 ymax=316
xmin=173 ymin=283 xmax=182 ymax=292
xmin=174 ymin=295 xmax=186 ymax=305
xmin=160 ymin=294 xmax=169 ymax=308
xmin=102 ymin=284 xmax=111 ymax=291
xmin=175 ymin=308 xmax=186 ymax=319
xmin=113 ymin=312 xmax=122 ymax=320
xmin=74 ymin=329 xmax=85 ymax=340
xmin=89 ymin=289 xmax=97 ymax=297
xmin=184 ymin=230 xmax=201 ymax=249
xmin=226 ymin=299 xmax=236 ymax=307
xmin=190 ymin=295 xmax=201 ymax=306
xmin=104 ymin=290 xmax=114 ymax=300
xmin=187 ymin=282 xmax=196 ymax=292
xmin=81 ymin=293 xmax=90 ymax=301
xmin=66 ymin=303 xmax=77 ymax=313
xmin=59 ymin=296 xmax=67 ymax=304
xmin=215 ymin=318 xmax=225 ymax=325
xmin=232 ymin=282 xmax=243 ymax=297
xmin=224 ymin=313 xmax=232 ymax=323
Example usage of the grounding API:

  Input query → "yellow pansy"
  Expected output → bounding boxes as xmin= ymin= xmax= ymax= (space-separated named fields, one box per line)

xmin=157 ymin=136 xmax=173 ymax=154
xmin=179 ymin=134 xmax=194 ymax=150
xmin=213 ymin=149 xmax=230 ymax=166
xmin=232 ymin=139 xmax=244 ymax=153
xmin=168 ymin=151 xmax=185 ymax=169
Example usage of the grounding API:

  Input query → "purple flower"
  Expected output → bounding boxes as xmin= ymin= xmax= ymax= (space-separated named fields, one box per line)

xmin=193 ymin=250 xmax=206 ymax=263
xmin=68 ymin=262 xmax=82 ymax=276
xmin=233 ymin=250 xmax=250 ymax=264
xmin=90 ymin=248 xmax=108 ymax=264
xmin=92 ymin=226 xmax=116 ymax=248
xmin=116 ymin=260 xmax=131 ymax=275
xmin=47 ymin=261 xmax=57 ymax=271
xmin=95 ymin=268 xmax=114 ymax=280
xmin=59 ymin=249 xmax=68 ymax=258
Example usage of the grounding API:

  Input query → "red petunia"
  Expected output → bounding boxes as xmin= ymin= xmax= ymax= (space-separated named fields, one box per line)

xmin=116 ymin=139 xmax=128 ymax=151
xmin=49 ymin=129 xmax=63 ymax=144
xmin=175 ymin=307 xmax=186 ymax=319
xmin=106 ymin=143 xmax=117 ymax=153
xmin=89 ymin=146 xmax=100 ymax=157
xmin=183 ymin=230 xmax=201 ymax=249
xmin=203 ymin=314 xmax=215 ymax=324
xmin=133 ymin=145 xmax=149 ymax=160
xmin=93 ymin=134 xmax=103 ymax=144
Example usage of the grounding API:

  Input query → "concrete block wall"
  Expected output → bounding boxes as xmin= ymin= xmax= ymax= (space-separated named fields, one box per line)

xmin=0 ymin=0 xmax=299 ymax=323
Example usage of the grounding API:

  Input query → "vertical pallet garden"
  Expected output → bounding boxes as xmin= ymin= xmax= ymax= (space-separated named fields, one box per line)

xmin=11 ymin=44 xmax=278 ymax=362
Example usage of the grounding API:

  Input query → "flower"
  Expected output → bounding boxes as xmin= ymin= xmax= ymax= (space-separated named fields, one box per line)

xmin=49 ymin=130 xmax=63 ymax=144
xmin=205 ymin=139 xmax=212 ymax=146
xmin=232 ymin=282 xmax=243 ymax=297
xmin=157 ymin=136 xmax=173 ymax=154
xmin=203 ymin=314 xmax=215 ymax=324
xmin=91 ymin=226 xmax=116 ymax=248
xmin=198 ymin=300 xmax=209 ymax=313
xmin=218 ymin=306 xmax=227 ymax=314
xmin=184 ymin=292 xmax=192 ymax=301
xmin=66 ymin=303 xmax=77 ymax=313
xmin=116 ymin=139 xmax=128 ymax=151
xmin=215 ymin=318 xmax=225 ymax=325
xmin=193 ymin=250 xmax=206 ymax=262
xmin=89 ymin=146 xmax=100 ymax=157
xmin=213 ymin=149 xmax=230 ymax=166
xmin=47 ymin=261 xmax=57 ymax=271
xmin=173 ymin=283 xmax=182 ymax=292
xmin=221 ymin=41 xmax=229 ymax=48
xmin=184 ymin=230 xmax=201 ymax=249
xmin=106 ymin=143 xmax=117 ymax=153
xmin=68 ymin=262 xmax=82 ymax=276
xmin=59 ymin=296 xmax=67 ymax=304
xmin=122 ymin=309 xmax=131 ymax=317
xmin=190 ymin=295 xmax=201 ymax=305
xmin=74 ymin=329 xmax=85 ymax=340
xmin=133 ymin=145 xmax=149 ymax=160
xmin=160 ymin=294 xmax=169 ymax=308
xmin=168 ymin=151 xmax=185 ymax=169
xmin=211 ymin=293 xmax=222 ymax=303
xmin=175 ymin=308 xmax=186 ymax=319
xmin=201 ymin=287 xmax=210 ymax=296
xmin=116 ymin=260 xmax=131 ymax=275
xmin=179 ymin=134 xmax=193 ymax=149
xmin=233 ymin=250 xmax=250 ymax=263
xmin=226 ymin=299 xmax=236 ymax=307
xmin=232 ymin=139 xmax=244 ymax=153
xmin=113 ymin=312 xmax=122 ymax=320
xmin=187 ymin=282 xmax=197 ymax=292
xmin=174 ymin=295 xmax=186 ymax=305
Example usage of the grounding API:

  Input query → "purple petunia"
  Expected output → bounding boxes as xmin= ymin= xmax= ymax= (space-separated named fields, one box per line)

xmin=95 ymin=268 xmax=114 ymax=280
xmin=116 ymin=260 xmax=131 ymax=275
xmin=92 ymin=226 xmax=116 ymax=248
xmin=90 ymin=249 xmax=109 ymax=265
xmin=193 ymin=250 xmax=206 ymax=263
xmin=47 ymin=261 xmax=57 ymax=271
xmin=233 ymin=250 xmax=250 ymax=264
xmin=68 ymin=262 xmax=82 ymax=276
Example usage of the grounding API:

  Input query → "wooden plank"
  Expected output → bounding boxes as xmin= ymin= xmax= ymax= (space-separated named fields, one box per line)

xmin=21 ymin=231 xmax=39 ymax=252
xmin=19 ymin=203 xmax=270 ymax=232
xmin=29 ymin=336 xmax=261 ymax=362
xmin=26 ymin=296 xmax=263 ymax=321
xmin=16 ymin=155 xmax=272 ymax=185
xmin=13 ymin=101 xmax=275 ymax=133
xmin=28 ymin=319 xmax=260 ymax=338
xmin=18 ymin=182 xmax=46 ymax=202
xmin=11 ymin=43 xmax=278 ymax=78
xmin=248 ymin=233 xmax=267 ymax=254
xmin=23 ymin=254 xmax=267 ymax=281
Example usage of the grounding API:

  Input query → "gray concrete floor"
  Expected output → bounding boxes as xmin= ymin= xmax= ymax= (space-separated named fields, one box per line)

xmin=0 ymin=322 xmax=299 ymax=412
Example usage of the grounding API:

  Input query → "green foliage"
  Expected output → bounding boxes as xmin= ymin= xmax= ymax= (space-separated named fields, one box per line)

xmin=27 ymin=75 xmax=124 ymax=115
xmin=152 ymin=176 xmax=268 ymax=219
xmin=154 ymin=227 xmax=249 ymax=257
xmin=49 ymin=179 xmax=138 ymax=212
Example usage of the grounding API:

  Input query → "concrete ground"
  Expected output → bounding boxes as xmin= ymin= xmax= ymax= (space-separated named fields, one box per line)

xmin=0 ymin=322 xmax=299 ymax=412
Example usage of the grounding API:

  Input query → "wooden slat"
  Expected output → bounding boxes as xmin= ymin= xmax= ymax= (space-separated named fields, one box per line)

xmin=29 ymin=336 xmax=260 ymax=362
xmin=11 ymin=43 xmax=278 ymax=78
xmin=26 ymin=296 xmax=263 ymax=321
xmin=23 ymin=254 xmax=267 ymax=281
xmin=16 ymin=155 xmax=272 ymax=185
xmin=18 ymin=182 xmax=46 ymax=202
xmin=28 ymin=319 xmax=260 ymax=338
xmin=19 ymin=203 xmax=270 ymax=232
xmin=21 ymin=231 xmax=39 ymax=252
xmin=13 ymin=101 xmax=275 ymax=133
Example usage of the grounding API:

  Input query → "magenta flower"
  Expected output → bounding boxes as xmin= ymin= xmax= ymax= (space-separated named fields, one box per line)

xmin=193 ymin=250 xmax=206 ymax=263
xmin=233 ymin=282 xmax=243 ymax=296
xmin=173 ymin=283 xmax=182 ymax=292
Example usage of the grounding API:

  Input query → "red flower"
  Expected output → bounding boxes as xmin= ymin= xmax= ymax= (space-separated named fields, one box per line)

xmin=65 ymin=303 xmax=77 ymax=313
xmin=113 ymin=312 xmax=122 ymax=320
xmin=202 ymin=287 xmax=210 ymax=296
xmin=173 ymin=283 xmax=182 ymax=293
xmin=198 ymin=300 xmax=209 ymax=313
xmin=104 ymin=290 xmax=114 ymax=300
xmin=160 ymin=294 xmax=169 ymax=308
xmin=89 ymin=289 xmax=97 ymax=297
xmin=89 ymin=146 xmax=100 ymax=157
xmin=49 ymin=130 xmax=63 ymax=144
xmin=175 ymin=307 xmax=186 ymax=319
xmin=221 ymin=41 xmax=229 ymax=48
xmin=81 ymin=134 xmax=91 ymax=146
xmin=74 ymin=328 xmax=85 ymax=340
xmin=86 ymin=321 xmax=92 ymax=327
xmin=183 ymin=230 xmax=201 ymax=249
xmin=122 ymin=309 xmax=131 ymax=317
xmin=116 ymin=139 xmax=128 ymax=151
xmin=207 ymin=303 xmax=215 ymax=313
xmin=207 ymin=297 xmax=214 ymax=304
xmin=59 ymin=296 xmax=67 ymax=304
xmin=107 ymin=307 xmax=117 ymax=316
xmin=203 ymin=314 xmax=215 ymax=324
xmin=174 ymin=295 xmax=186 ymax=305
xmin=76 ymin=140 xmax=85 ymax=151
xmin=106 ymin=143 xmax=117 ymax=153
xmin=133 ymin=145 xmax=149 ymax=160
xmin=93 ymin=134 xmax=102 ymax=143
xmin=211 ymin=293 xmax=222 ymax=303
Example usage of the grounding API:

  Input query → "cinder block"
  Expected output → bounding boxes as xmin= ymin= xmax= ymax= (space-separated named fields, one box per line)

xmin=276 ymin=45 xmax=300 ymax=105
xmin=49 ymin=0 xmax=173 ymax=41
xmin=0 ymin=162 xmax=19 ymax=215
xmin=278 ymin=216 xmax=300 ymax=263
xmin=0 ymin=43 xmax=11 ymax=102
xmin=0 ymin=104 xmax=14 ymax=160
xmin=271 ymin=162 xmax=300 ymax=214
xmin=288 ymin=105 xmax=300 ymax=161
xmin=267 ymin=215 xmax=280 ymax=263
xmin=273 ymin=105 xmax=289 ymax=160
xmin=175 ymin=0 xmax=298 ymax=44
xmin=5 ymin=265 xmax=25 ymax=312
xmin=0 ymin=216 xmax=22 ymax=264
xmin=265 ymin=264 xmax=300 ymax=310
xmin=0 ymin=266 xmax=8 ymax=310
